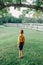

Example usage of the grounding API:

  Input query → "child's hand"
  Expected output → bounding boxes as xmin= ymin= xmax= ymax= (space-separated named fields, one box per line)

xmin=17 ymin=43 xmax=19 ymax=47
xmin=17 ymin=44 xmax=19 ymax=47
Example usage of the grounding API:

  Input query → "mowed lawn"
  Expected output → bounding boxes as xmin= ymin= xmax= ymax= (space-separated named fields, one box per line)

xmin=0 ymin=27 xmax=43 ymax=65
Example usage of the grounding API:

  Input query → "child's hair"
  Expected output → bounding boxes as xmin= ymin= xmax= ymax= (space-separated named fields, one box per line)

xmin=20 ymin=30 xmax=24 ymax=34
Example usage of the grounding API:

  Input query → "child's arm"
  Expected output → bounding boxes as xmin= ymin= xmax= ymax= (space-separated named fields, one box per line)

xmin=17 ymin=36 xmax=20 ymax=46
xmin=23 ymin=36 xmax=25 ymax=43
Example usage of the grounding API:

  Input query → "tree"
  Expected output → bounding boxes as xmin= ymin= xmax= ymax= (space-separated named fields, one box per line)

xmin=0 ymin=0 xmax=43 ymax=23
xmin=0 ymin=0 xmax=43 ymax=11
xmin=32 ymin=0 xmax=43 ymax=19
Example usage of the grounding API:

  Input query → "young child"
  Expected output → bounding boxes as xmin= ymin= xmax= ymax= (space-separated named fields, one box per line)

xmin=17 ymin=30 xmax=25 ymax=58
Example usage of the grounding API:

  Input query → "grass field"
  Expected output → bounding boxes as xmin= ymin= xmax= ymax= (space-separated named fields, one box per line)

xmin=0 ymin=27 xmax=43 ymax=65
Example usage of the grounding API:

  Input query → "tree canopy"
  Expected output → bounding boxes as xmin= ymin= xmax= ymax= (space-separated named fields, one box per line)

xmin=0 ymin=0 xmax=43 ymax=24
xmin=0 ymin=0 xmax=43 ymax=10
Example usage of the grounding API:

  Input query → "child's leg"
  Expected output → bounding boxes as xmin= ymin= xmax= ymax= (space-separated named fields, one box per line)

xmin=21 ymin=50 xmax=23 ymax=57
xmin=19 ymin=50 xmax=21 ymax=58
xmin=19 ymin=50 xmax=23 ymax=58
xmin=18 ymin=43 xmax=24 ymax=58
xmin=21 ymin=44 xmax=24 ymax=57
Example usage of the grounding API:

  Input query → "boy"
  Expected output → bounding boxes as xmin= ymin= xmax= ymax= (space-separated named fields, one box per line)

xmin=17 ymin=30 xmax=25 ymax=58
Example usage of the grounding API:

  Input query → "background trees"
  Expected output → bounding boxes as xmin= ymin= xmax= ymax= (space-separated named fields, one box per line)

xmin=0 ymin=0 xmax=43 ymax=24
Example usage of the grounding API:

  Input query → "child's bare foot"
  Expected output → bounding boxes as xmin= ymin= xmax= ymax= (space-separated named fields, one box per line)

xmin=17 ymin=56 xmax=21 ymax=59
xmin=21 ymin=56 xmax=23 ymax=58
xmin=17 ymin=56 xmax=23 ymax=59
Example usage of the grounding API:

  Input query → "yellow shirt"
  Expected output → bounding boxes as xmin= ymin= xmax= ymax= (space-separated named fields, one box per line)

xmin=18 ymin=34 xmax=25 ymax=44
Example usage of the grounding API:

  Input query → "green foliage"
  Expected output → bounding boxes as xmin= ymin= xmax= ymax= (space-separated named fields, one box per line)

xmin=37 ymin=19 xmax=43 ymax=23
xmin=22 ymin=17 xmax=43 ymax=23
xmin=0 ymin=0 xmax=27 ymax=17
xmin=0 ymin=8 xmax=9 ymax=19
xmin=0 ymin=0 xmax=4 ymax=6
xmin=0 ymin=16 xmax=22 ymax=25
xmin=0 ymin=0 xmax=43 ymax=21
xmin=36 ymin=0 xmax=41 ymax=7
xmin=33 ymin=0 xmax=43 ymax=6
xmin=0 ymin=15 xmax=43 ymax=24
xmin=0 ymin=0 xmax=26 ymax=5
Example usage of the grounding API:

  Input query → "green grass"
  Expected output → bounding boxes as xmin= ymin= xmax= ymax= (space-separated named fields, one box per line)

xmin=0 ymin=27 xmax=43 ymax=65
